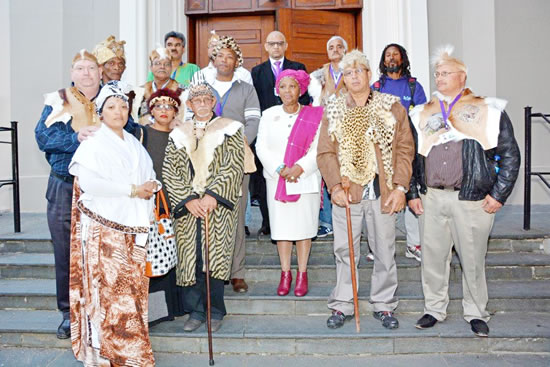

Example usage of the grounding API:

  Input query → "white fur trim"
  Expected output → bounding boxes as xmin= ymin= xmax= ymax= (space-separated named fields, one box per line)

xmin=308 ymin=72 xmax=323 ymax=107
xmin=132 ymin=87 xmax=145 ymax=122
xmin=170 ymin=118 xmax=243 ymax=194
xmin=44 ymin=91 xmax=71 ymax=125
xmin=156 ymin=47 xmax=169 ymax=60
xmin=484 ymin=97 xmax=507 ymax=111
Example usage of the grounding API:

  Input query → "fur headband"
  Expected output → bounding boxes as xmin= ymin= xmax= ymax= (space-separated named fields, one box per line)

xmin=72 ymin=49 xmax=98 ymax=66
xmin=93 ymin=35 xmax=126 ymax=65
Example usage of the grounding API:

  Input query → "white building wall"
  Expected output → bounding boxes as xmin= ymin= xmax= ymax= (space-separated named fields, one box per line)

xmin=0 ymin=0 xmax=12 ymax=212
xmin=494 ymin=0 xmax=550 ymax=205
xmin=4 ymin=0 xmax=119 ymax=213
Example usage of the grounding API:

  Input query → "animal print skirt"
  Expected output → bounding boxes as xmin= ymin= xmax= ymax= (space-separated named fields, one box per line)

xmin=69 ymin=185 xmax=155 ymax=366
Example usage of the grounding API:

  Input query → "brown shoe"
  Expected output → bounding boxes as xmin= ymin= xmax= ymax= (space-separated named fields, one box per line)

xmin=231 ymin=278 xmax=248 ymax=293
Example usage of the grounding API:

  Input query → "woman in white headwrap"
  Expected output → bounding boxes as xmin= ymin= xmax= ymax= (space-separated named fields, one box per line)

xmin=68 ymin=81 xmax=158 ymax=366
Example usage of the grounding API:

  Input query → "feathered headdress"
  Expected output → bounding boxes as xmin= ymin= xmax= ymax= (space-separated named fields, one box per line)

xmin=431 ymin=44 xmax=467 ymax=74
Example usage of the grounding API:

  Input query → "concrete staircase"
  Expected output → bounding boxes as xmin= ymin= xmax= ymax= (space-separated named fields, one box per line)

xmin=1 ymin=235 xmax=549 ymax=360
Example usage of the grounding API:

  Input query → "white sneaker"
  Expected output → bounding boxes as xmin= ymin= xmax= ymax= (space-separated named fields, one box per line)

xmin=405 ymin=245 xmax=421 ymax=262
xmin=366 ymin=253 xmax=374 ymax=261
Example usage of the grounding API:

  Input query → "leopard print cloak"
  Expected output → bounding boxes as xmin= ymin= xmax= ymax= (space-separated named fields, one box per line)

xmin=326 ymin=91 xmax=401 ymax=190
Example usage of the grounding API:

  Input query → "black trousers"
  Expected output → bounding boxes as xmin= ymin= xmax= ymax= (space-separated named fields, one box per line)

xmin=182 ymin=219 xmax=226 ymax=321
xmin=249 ymin=141 xmax=269 ymax=229
xmin=46 ymin=175 xmax=73 ymax=320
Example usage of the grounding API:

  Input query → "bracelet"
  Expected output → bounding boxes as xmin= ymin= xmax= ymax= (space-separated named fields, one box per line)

xmin=130 ymin=184 xmax=138 ymax=198
xmin=276 ymin=164 xmax=285 ymax=174
xmin=396 ymin=185 xmax=407 ymax=194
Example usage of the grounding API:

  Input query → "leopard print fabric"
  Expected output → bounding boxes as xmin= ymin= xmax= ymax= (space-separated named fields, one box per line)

xmin=327 ymin=91 xmax=400 ymax=190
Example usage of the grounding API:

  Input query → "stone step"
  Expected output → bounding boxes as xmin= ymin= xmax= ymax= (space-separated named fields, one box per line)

xmin=1 ymin=348 xmax=549 ymax=367
xmin=0 ymin=310 xmax=548 ymax=355
xmin=1 ymin=237 xmax=545 ymax=255
xmin=1 ymin=252 xmax=549 ymax=282
xmin=1 ymin=278 xmax=548 ymax=315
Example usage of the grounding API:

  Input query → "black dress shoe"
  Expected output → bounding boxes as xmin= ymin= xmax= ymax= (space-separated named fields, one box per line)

xmin=327 ymin=310 xmax=352 ymax=329
xmin=257 ymin=226 xmax=270 ymax=236
xmin=470 ymin=319 xmax=489 ymax=337
xmin=56 ymin=319 xmax=71 ymax=339
xmin=415 ymin=314 xmax=438 ymax=329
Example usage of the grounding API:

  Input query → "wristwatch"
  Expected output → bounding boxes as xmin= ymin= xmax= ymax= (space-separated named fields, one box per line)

xmin=396 ymin=185 xmax=408 ymax=194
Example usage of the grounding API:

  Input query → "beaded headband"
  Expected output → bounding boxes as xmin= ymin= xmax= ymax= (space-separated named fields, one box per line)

xmin=187 ymin=83 xmax=215 ymax=101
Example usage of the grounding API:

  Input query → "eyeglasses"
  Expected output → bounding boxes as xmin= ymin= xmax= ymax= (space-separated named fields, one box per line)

xmin=266 ymin=41 xmax=285 ymax=48
xmin=190 ymin=97 xmax=214 ymax=106
xmin=343 ymin=68 xmax=367 ymax=78
xmin=433 ymin=71 xmax=461 ymax=78
xmin=153 ymin=104 xmax=175 ymax=111
xmin=152 ymin=61 xmax=171 ymax=68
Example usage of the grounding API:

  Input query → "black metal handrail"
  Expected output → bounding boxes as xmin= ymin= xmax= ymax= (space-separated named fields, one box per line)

xmin=523 ymin=107 xmax=550 ymax=230
xmin=0 ymin=121 xmax=21 ymax=232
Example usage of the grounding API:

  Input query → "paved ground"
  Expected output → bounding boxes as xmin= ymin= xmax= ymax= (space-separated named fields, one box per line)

xmin=1 ymin=204 xmax=550 ymax=240
xmin=0 ymin=348 xmax=549 ymax=367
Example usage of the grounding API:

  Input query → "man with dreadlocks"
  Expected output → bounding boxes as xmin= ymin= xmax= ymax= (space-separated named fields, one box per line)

xmin=163 ymin=83 xmax=245 ymax=333
xmin=409 ymin=45 xmax=520 ymax=337
xmin=372 ymin=43 xmax=427 ymax=263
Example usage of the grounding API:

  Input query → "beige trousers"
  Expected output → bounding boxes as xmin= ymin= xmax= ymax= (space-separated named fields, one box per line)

xmin=231 ymin=174 xmax=249 ymax=279
xmin=328 ymin=198 xmax=399 ymax=315
xmin=419 ymin=188 xmax=494 ymax=322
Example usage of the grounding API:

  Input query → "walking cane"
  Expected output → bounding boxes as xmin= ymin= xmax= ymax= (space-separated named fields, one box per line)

xmin=343 ymin=185 xmax=361 ymax=333
xmin=204 ymin=213 xmax=215 ymax=366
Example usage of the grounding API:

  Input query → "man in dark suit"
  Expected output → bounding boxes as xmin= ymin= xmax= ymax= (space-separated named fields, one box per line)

xmin=251 ymin=31 xmax=311 ymax=235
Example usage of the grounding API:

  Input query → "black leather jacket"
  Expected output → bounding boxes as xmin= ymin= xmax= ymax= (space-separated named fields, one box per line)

xmin=407 ymin=111 xmax=520 ymax=204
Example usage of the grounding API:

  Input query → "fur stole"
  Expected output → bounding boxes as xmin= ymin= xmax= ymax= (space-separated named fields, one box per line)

xmin=169 ymin=117 xmax=243 ymax=194
xmin=410 ymin=88 xmax=506 ymax=156
xmin=43 ymin=87 xmax=100 ymax=132
xmin=326 ymin=91 xmax=400 ymax=189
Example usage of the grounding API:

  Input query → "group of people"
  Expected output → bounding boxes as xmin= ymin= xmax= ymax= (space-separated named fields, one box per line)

xmin=35 ymin=28 xmax=520 ymax=366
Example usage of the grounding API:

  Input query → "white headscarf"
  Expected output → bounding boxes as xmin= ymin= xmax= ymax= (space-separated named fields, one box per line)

xmin=95 ymin=80 xmax=130 ymax=115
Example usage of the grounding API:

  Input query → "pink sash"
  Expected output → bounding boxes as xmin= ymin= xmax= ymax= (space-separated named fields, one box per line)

xmin=275 ymin=105 xmax=324 ymax=202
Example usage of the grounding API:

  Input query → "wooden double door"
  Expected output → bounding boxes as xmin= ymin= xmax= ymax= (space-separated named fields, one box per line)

xmin=192 ymin=9 xmax=359 ymax=73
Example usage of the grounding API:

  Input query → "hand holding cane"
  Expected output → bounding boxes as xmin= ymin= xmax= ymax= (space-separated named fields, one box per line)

xmin=342 ymin=177 xmax=360 ymax=333
xmin=204 ymin=212 xmax=215 ymax=365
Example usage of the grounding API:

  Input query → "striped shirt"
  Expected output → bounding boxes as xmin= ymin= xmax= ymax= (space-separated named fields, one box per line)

xmin=425 ymin=140 xmax=463 ymax=189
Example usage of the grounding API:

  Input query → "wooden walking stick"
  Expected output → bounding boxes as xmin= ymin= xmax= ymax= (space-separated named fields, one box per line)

xmin=204 ymin=213 xmax=215 ymax=366
xmin=343 ymin=178 xmax=360 ymax=333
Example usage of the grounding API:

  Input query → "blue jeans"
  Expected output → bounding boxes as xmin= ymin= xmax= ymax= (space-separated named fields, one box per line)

xmin=319 ymin=183 xmax=332 ymax=230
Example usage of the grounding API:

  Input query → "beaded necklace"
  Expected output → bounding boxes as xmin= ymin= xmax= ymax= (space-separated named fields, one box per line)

xmin=70 ymin=87 xmax=99 ymax=126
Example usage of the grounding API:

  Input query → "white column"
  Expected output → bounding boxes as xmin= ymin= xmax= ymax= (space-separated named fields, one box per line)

xmin=0 ymin=0 xmax=11 ymax=211
xmin=120 ymin=0 xmax=148 ymax=87
xmin=362 ymin=0 xmax=430 ymax=95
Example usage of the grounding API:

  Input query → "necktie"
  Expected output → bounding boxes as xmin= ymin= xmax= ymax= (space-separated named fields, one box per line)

xmin=274 ymin=61 xmax=282 ymax=78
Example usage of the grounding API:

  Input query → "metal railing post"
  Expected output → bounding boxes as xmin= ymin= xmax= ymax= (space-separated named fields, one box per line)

xmin=11 ymin=121 xmax=20 ymax=233
xmin=523 ymin=107 xmax=531 ymax=230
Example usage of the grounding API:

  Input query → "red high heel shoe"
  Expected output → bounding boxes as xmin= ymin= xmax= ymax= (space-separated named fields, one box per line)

xmin=294 ymin=271 xmax=308 ymax=297
xmin=277 ymin=271 xmax=292 ymax=296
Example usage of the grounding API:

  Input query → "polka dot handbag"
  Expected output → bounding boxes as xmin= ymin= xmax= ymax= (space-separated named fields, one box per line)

xmin=146 ymin=189 xmax=177 ymax=277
